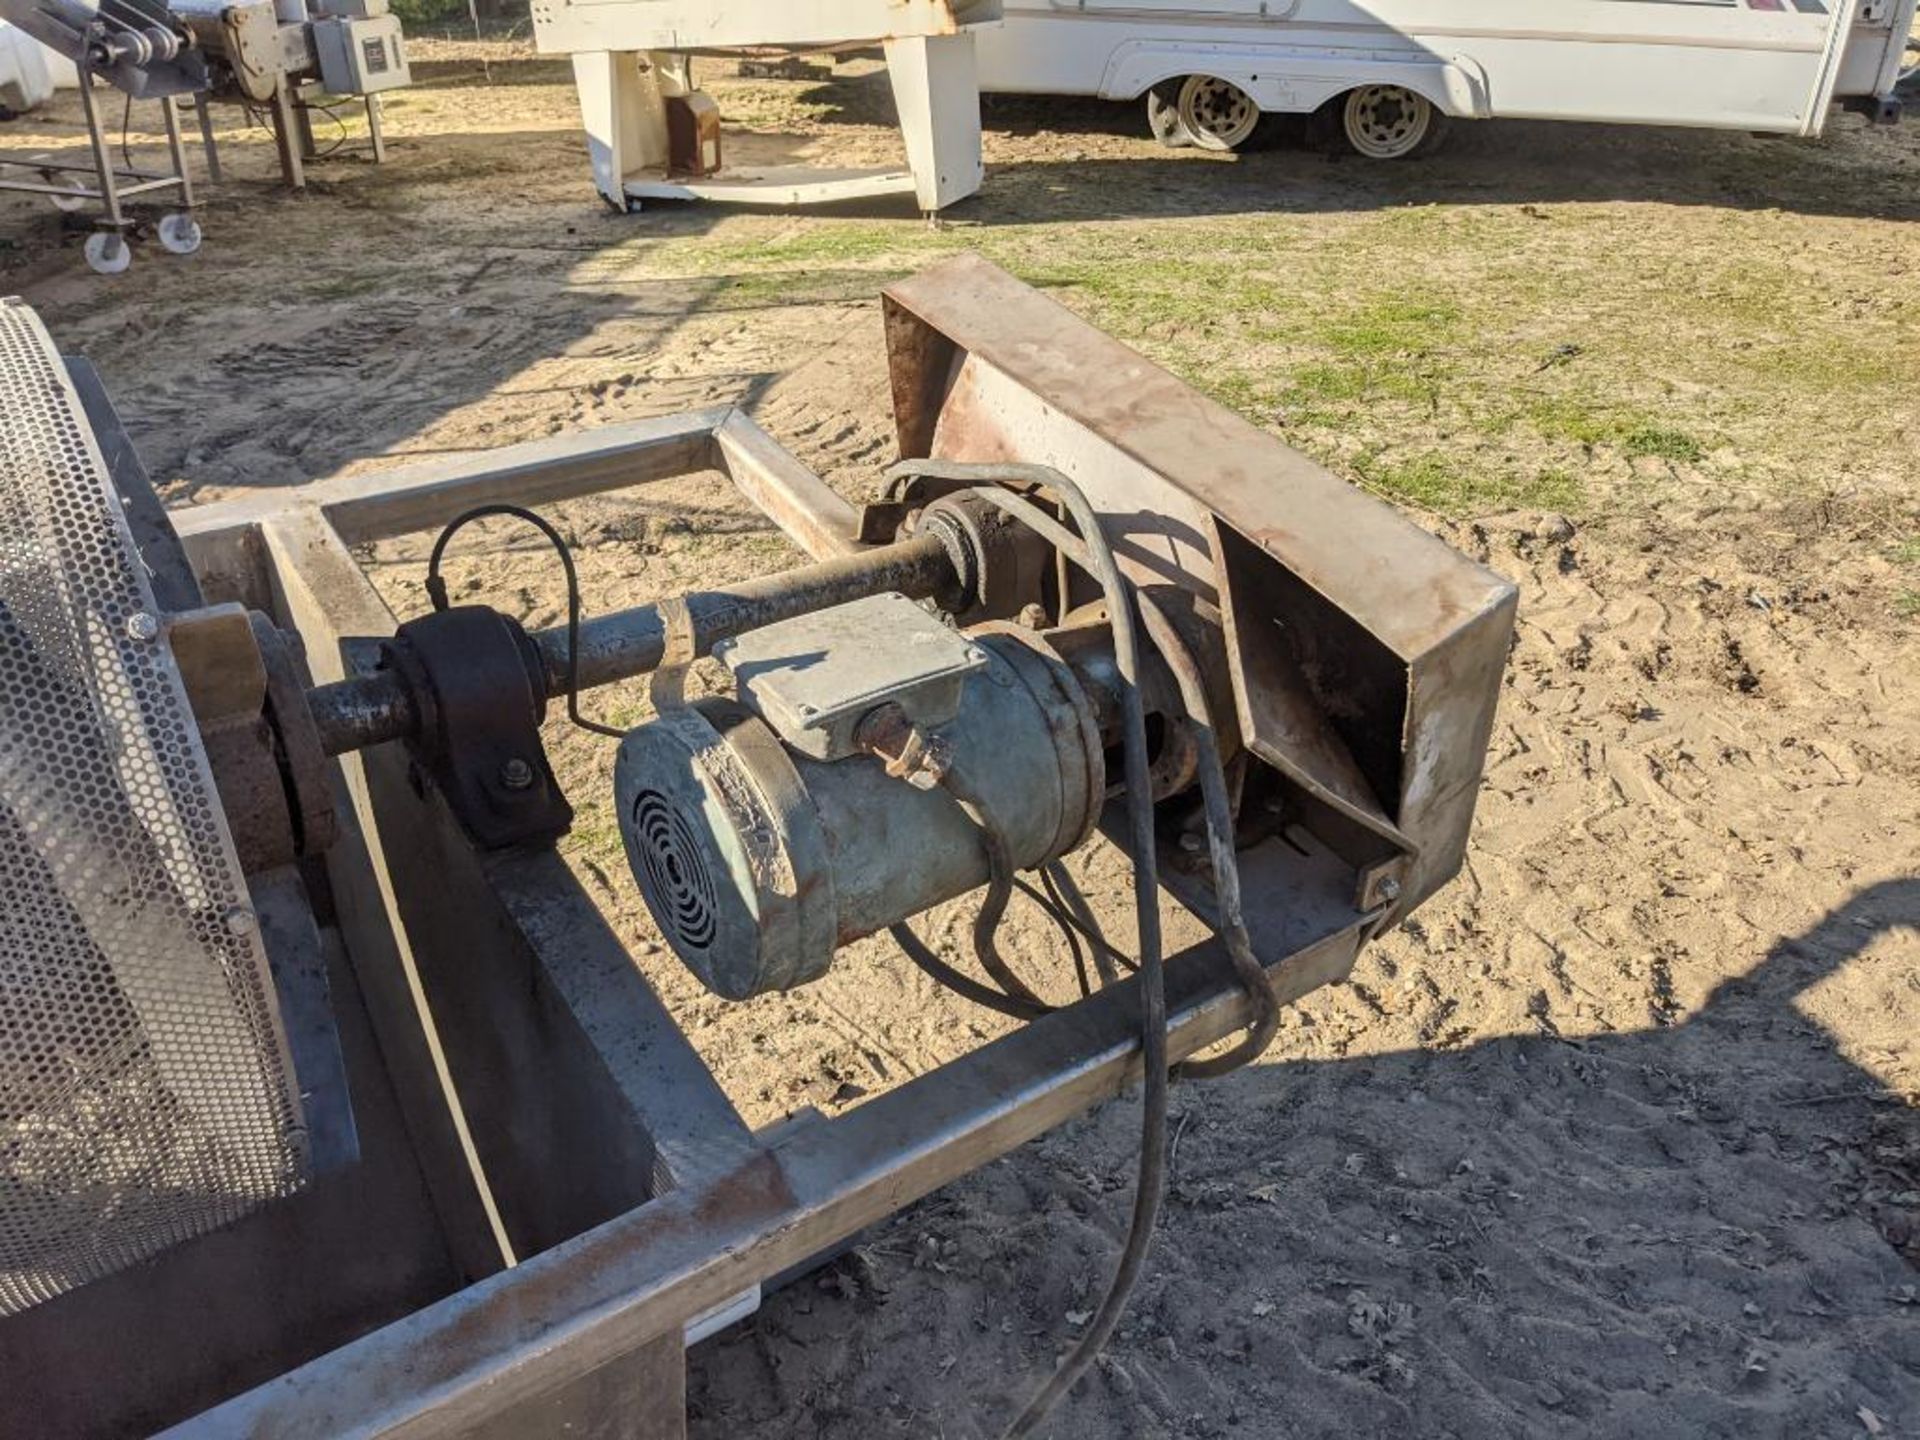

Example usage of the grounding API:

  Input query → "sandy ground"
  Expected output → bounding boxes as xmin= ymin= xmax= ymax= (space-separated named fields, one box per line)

xmin=3 ymin=41 xmax=1918 ymax=1439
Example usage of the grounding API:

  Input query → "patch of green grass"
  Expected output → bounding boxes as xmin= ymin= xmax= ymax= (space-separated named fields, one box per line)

xmin=1278 ymin=361 xmax=1447 ymax=420
xmin=1525 ymin=397 xmax=1619 ymax=448
xmin=659 ymin=220 xmax=956 ymax=274
xmin=1526 ymin=398 xmax=1706 ymax=463
xmin=1894 ymin=589 xmax=1920 ymax=620
xmin=1288 ymin=364 xmax=1371 ymax=403
xmin=1620 ymin=425 xmax=1706 ymax=465
xmin=1888 ymin=537 xmax=1920 ymax=567
xmin=566 ymin=810 xmax=626 ymax=866
xmin=1198 ymin=370 xmax=1276 ymax=416
xmin=1316 ymin=298 xmax=1461 ymax=358
xmin=1351 ymin=451 xmax=1582 ymax=517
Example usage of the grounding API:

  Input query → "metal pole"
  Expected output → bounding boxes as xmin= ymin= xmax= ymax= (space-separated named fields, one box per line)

xmin=160 ymin=94 xmax=194 ymax=209
xmin=195 ymin=93 xmax=222 ymax=184
xmin=303 ymin=533 xmax=959 ymax=756
xmin=366 ymin=95 xmax=387 ymax=164
xmin=270 ymin=77 xmax=305 ymax=188
xmin=291 ymin=87 xmax=318 ymax=162
xmin=76 ymin=65 xmax=126 ymax=252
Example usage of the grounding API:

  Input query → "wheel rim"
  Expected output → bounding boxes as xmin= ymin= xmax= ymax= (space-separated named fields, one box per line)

xmin=1343 ymin=85 xmax=1431 ymax=159
xmin=1178 ymin=76 xmax=1260 ymax=152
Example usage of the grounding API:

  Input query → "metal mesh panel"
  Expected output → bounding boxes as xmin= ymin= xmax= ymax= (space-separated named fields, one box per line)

xmin=0 ymin=299 xmax=307 ymax=1317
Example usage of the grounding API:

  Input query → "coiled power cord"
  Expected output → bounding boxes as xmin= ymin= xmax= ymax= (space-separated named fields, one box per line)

xmin=880 ymin=461 xmax=1282 ymax=1437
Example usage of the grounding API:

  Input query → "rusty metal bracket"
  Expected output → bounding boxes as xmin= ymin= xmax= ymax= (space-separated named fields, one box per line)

xmin=853 ymin=466 xmax=986 ymax=546
xmin=382 ymin=606 xmax=571 ymax=850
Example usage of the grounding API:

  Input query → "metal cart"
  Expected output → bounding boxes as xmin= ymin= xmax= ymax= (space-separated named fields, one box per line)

xmin=0 ymin=58 xmax=202 ymax=273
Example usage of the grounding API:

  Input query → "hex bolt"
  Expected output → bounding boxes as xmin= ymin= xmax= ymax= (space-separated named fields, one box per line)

xmin=223 ymin=906 xmax=257 ymax=937
xmin=1178 ymin=831 xmax=1207 ymax=855
xmin=499 ymin=757 xmax=536 ymax=792
xmin=125 ymin=611 xmax=159 ymax=642
xmin=1377 ymin=877 xmax=1403 ymax=903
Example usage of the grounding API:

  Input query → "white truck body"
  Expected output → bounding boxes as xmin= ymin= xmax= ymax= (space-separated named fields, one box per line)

xmin=973 ymin=0 xmax=1917 ymax=137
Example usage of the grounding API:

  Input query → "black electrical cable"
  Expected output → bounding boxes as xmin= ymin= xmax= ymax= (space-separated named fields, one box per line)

xmin=960 ymin=484 xmax=1279 ymax=1078
xmin=889 ymin=920 xmax=1051 ymax=1022
xmin=303 ymin=99 xmax=353 ymax=159
xmin=1133 ymin=592 xmax=1280 ymax=1081
xmin=1041 ymin=862 xmax=1133 ymax=985
xmin=1013 ymin=873 xmax=1137 ymax=976
xmin=884 ymin=459 xmax=1168 ymax=1440
xmin=941 ymin=760 xmax=1049 ymax=1007
xmin=1044 ymin=870 xmax=1093 ymax=999
xmin=424 ymin=504 xmax=624 ymax=740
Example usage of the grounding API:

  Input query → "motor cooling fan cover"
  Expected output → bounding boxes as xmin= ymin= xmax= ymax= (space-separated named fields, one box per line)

xmin=0 ymin=299 xmax=308 ymax=1316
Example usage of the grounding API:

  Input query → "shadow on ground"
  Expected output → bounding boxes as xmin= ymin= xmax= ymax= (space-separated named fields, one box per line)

xmin=691 ymin=878 xmax=1920 ymax=1436
xmin=788 ymin=72 xmax=1920 ymax=224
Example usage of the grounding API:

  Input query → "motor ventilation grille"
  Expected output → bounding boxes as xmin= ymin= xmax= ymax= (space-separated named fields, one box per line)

xmin=0 ymin=298 xmax=308 ymax=1317
xmin=630 ymin=788 xmax=719 ymax=954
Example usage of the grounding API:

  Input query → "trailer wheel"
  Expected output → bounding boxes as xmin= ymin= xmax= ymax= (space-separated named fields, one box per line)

xmin=1146 ymin=81 xmax=1196 ymax=149
xmin=1337 ymin=85 xmax=1449 ymax=159
xmin=1176 ymin=75 xmax=1263 ymax=152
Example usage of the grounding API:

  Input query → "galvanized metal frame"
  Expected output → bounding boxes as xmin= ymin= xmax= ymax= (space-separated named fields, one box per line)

xmin=152 ymin=393 xmax=1377 ymax=1438
xmin=0 ymin=65 xmax=197 ymax=262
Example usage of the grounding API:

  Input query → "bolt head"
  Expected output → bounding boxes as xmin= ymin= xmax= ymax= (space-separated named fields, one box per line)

xmin=1178 ymin=831 xmax=1207 ymax=855
xmin=126 ymin=611 xmax=159 ymax=641
xmin=224 ymin=906 xmax=256 ymax=936
xmin=499 ymin=757 xmax=536 ymax=792
xmin=1378 ymin=877 xmax=1403 ymax=902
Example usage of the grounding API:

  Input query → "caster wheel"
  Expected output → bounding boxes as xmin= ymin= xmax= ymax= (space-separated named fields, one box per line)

xmin=157 ymin=211 xmax=203 ymax=256
xmin=83 ymin=231 xmax=132 ymax=276
xmin=42 ymin=174 xmax=87 ymax=212
xmin=31 ymin=157 xmax=87 ymax=211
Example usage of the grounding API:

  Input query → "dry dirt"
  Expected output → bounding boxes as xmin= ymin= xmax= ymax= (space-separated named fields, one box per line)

xmin=2 ymin=40 xmax=1918 ymax=1440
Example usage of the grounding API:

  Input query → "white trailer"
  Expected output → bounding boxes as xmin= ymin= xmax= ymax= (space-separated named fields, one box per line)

xmin=972 ymin=0 xmax=1917 ymax=157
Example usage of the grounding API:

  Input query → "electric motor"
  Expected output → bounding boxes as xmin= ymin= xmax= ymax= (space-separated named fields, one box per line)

xmin=614 ymin=597 xmax=1104 ymax=999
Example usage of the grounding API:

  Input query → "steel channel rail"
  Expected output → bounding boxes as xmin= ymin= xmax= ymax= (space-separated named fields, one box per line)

xmin=166 ymin=907 xmax=1362 ymax=1439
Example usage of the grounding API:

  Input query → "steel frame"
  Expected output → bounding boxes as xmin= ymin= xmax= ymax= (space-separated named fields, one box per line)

xmin=153 ymin=395 xmax=1373 ymax=1438
xmin=58 ymin=254 xmax=1513 ymax=1437
xmin=0 ymin=64 xmax=196 ymax=256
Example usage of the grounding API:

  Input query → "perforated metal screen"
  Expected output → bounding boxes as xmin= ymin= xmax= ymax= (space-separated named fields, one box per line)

xmin=0 ymin=299 xmax=307 ymax=1317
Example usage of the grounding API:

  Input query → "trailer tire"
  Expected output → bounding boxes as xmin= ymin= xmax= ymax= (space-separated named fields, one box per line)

xmin=1146 ymin=81 xmax=1196 ymax=149
xmin=1175 ymin=75 xmax=1264 ymax=152
xmin=1330 ymin=85 xmax=1450 ymax=160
